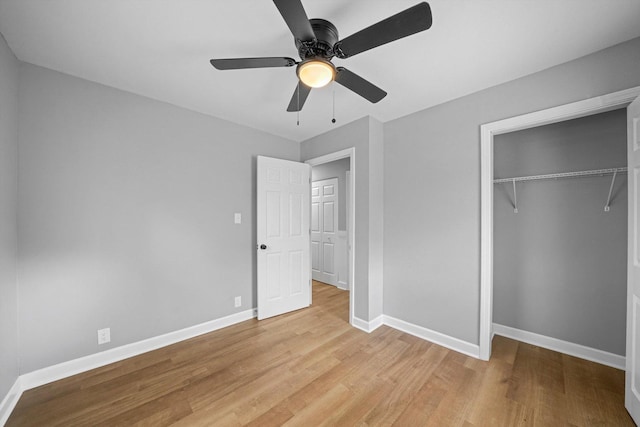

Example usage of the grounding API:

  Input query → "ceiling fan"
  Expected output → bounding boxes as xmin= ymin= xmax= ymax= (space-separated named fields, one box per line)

xmin=210 ymin=0 xmax=433 ymax=112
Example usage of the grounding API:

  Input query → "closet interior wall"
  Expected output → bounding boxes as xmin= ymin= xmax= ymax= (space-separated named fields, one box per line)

xmin=493 ymin=109 xmax=627 ymax=356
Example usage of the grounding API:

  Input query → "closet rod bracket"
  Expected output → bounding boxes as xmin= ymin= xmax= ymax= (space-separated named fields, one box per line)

xmin=604 ymin=169 xmax=618 ymax=212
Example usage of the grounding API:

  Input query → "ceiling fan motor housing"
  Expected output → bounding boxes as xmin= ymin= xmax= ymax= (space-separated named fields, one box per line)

xmin=295 ymin=18 xmax=339 ymax=60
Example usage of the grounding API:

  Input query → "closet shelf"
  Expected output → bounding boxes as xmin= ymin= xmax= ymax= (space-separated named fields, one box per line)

xmin=493 ymin=167 xmax=627 ymax=184
xmin=494 ymin=167 xmax=627 ymax=213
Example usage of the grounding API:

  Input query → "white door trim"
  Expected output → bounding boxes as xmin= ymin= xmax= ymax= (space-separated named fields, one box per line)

xmin=479 ymin=86 xmax=640 ymax=361
xmin=341 ymin=169 xmax=351 ymax=291
xmin=306 ymin=148 xmax=356 ymax=327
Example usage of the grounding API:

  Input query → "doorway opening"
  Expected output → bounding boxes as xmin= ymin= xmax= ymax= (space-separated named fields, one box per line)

xmin=479 ymin=87 xmax=640 ymax=361
xmin=306 ymin=148 xmax=355 ymax=326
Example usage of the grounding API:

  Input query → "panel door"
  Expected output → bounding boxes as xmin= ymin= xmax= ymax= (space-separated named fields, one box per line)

xmin=257 ymin=156 xmax=311 ymax=320
xmin=311 ymin=178 xmax=338 ymax=286
xmin=627 ymin=95 xmax=640 ymax=423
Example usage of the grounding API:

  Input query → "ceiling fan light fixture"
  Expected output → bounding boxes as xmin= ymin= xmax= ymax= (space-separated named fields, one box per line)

xmin=297 ymin=59 xmax=335 ymax=88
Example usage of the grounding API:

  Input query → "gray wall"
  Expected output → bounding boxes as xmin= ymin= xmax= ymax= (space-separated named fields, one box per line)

xmin=0 ymin=33 xmax=19 ymax=401
xmin=383 ymin=37 xmax=640 ymax=345
xmin=301 ymin=116 xmax=384 ymax=321
xmin=493 ymin=109 xmax=627 ymax=355
xmin=311 ymin=158 xmax=350 ymax=231
xmin=368 ymin=118 xmax=384 ymax=320
xmin=17 ymin=64 xmax=299 ymax=373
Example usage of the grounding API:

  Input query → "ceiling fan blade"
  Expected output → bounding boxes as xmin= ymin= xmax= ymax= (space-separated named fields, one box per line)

xmin=334 ymin=67 xmax=386 ymax=103
xmin=287 ymin=81 xmax=312 ymax=112
xmin=334 ymin=2 xmax=432 ymax=59
xmin=210 ymin=57 xmax=296 ymax=70
xmin=273 ymin=0 xmax=316 ymax=42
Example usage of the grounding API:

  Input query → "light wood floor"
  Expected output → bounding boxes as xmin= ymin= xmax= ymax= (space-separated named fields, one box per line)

xmin=7 ymin=281 xmax=633 ymax=426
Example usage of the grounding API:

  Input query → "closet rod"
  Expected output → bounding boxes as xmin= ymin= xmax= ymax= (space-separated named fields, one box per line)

xmin=493 ymin=167 xmax=627 ymax=184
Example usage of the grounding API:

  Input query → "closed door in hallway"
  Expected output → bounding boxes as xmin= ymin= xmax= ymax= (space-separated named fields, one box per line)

xmin=311 ymin=178 xmax=338 ymax=286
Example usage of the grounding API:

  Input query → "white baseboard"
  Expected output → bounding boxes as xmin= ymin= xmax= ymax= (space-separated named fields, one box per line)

xmin=351 ymin=315 xmax=384 ymax=333
xmin=18 ymin=308 xmax=256 ymax=393
xmin=0 ymin=377 xmax=22 ymax=426
xmin=493 ymin=323 xmax=625 ymax=370
xmin=370 ymin=315 xmax=384 ymax=331
xmin=351 ymin=314 xmax=480 ymax=359
xmin=384 ymin=315 xmax=480 ymax=358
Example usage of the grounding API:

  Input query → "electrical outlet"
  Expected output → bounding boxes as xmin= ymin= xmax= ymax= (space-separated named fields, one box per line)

xmin=234 ymin=213 xmax=241 ymax=224
xmin=234 ymin=296 xmax=241 ymax=307
xmin=97 ymin=328 xmax=111 ymax=345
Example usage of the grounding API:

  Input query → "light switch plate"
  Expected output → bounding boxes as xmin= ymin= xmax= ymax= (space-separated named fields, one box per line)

xmin=234 ymin=213 xmax=241 ymax=224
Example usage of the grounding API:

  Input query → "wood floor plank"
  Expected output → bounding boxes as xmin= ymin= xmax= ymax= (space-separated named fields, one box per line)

xmin=321 ymin=377 xmax=394 ymax=425
xmin=6 ymin=281 xmax=634 ymax=426
xmin=281 ymin=383 xmax=352 ymax=427
xmin=422 ymin=366 xmax=482 ymax=427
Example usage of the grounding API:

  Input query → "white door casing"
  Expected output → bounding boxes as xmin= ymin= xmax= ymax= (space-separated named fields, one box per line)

xmin=311 ymin=178 xmax=338 ymax=286
xmin=344 ymin=170 xmax=351 ymax=290
xmin=257 ymin=156 xmax=311 ymax=320
xmin=626 ymin=95 xmax=640 ymax=423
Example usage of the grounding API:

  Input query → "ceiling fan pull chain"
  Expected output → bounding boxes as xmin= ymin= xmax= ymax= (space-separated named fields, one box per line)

xmin=297 ymin=83 xmax=300 ymax=126
xmin=332 ymin=83 xmax=336 ymax=124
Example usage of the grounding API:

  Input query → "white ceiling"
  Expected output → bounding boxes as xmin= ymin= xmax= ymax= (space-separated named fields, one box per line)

xmin=1 ymin=0 xmax=639 ymax=142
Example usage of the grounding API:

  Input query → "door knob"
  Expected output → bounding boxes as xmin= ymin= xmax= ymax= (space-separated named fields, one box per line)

xmin=260 ymin=244 xmax=267 ymax=250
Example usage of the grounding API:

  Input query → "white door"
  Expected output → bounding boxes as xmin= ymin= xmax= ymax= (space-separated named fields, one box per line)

xmin=626 ymin=95 xmax=640 ymax=423
xmin=311 ymin=178 xmax=338 ymax=286
xmin=257 ymin=156 xmax=311 ymax=320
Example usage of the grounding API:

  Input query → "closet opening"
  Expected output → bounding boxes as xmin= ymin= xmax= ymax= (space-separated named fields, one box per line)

xmin=492 ymin=109 xmax=627 ymax=367
xmin=479 ymin=87 xmax=640 ymax=362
